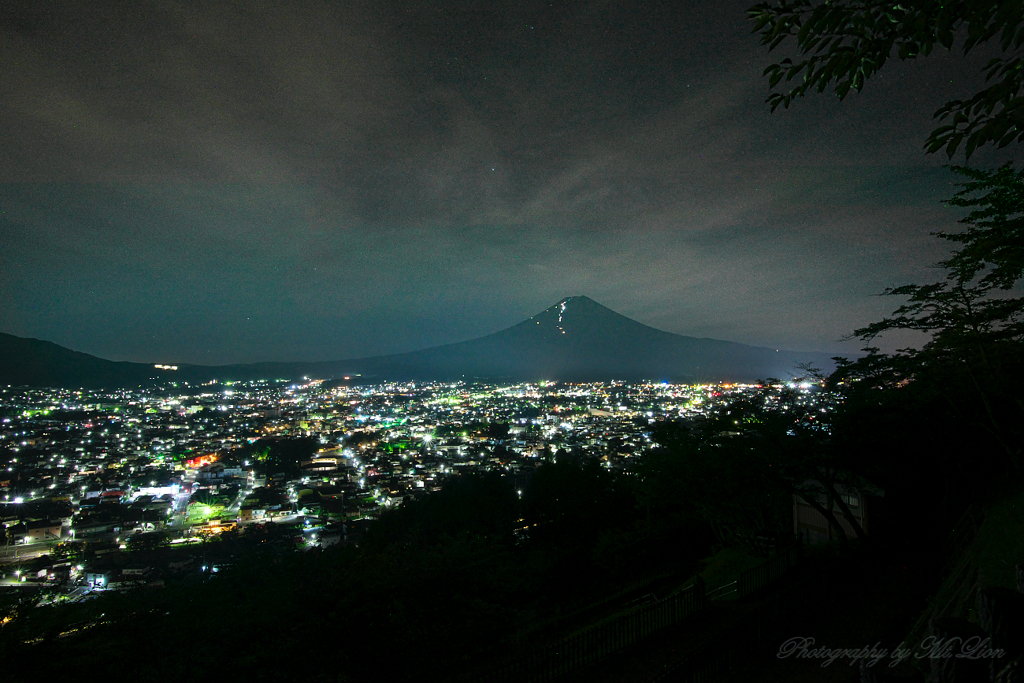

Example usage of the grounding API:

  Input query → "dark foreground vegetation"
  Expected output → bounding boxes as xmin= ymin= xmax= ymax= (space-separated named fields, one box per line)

xmin=1 ymin=329 xmax=1021 ymax=683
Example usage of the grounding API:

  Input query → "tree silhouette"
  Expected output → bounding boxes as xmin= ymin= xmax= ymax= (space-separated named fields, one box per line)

xmin=646 ymin=385 xmax=869 ymax=553
xmin=750 ymin=0 xmax=1024 ymax=159
xmin=834 ymin=166 xmax=1024 ymax=472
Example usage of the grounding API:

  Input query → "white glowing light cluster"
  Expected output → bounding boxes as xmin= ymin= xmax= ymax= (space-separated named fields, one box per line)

xmin=556 ymin=298 xmax=570 ymax=334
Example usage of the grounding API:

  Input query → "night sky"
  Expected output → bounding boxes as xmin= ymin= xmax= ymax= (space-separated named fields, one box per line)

xmin=3 ymin=0 xmax=1021 ymax=366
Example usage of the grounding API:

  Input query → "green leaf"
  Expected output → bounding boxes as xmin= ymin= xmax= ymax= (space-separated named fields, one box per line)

xmin=945 ymin=133 xmax=963 ymax=158
xmin=964 ymin=134 xmax=979 ymax=160
xmin=997 ymin=128 xmax=1020 ymax=148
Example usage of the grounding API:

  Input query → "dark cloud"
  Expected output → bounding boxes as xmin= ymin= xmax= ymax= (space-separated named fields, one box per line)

xmin=2 ymin=0 xmax=1021 ymax=365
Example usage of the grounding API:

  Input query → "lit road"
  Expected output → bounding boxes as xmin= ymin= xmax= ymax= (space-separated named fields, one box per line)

xmin=0 ymin=539 xmax=60 ymax=565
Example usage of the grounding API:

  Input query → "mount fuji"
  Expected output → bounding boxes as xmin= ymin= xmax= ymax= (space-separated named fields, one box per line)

xmin=1 ymin=296 xmax=840 ymax=387
xmin=324 ymin=296 xmax=839 ymax=383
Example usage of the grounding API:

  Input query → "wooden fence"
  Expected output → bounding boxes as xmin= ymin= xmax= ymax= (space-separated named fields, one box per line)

xmin=475 ymin=579 xmax=708 ymax=683
xmin=654 ymin=548 xmax=868 ymax=683
xmin=473 ymin=543 xmax=802 ymax=683
xmin=735 ymin=543 xmax=800 ymax=599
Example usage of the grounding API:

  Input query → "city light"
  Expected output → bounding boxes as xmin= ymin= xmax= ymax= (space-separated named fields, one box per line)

xmin=0 ymin=377 xmax=834 ymax=593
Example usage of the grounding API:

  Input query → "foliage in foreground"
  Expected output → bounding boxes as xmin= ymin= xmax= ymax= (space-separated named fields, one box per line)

xmin=0 ymin=461 xmax=714 ymax=683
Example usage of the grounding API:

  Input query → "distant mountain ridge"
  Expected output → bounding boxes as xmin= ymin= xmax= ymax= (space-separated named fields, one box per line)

xmin=0 ymin=296 xmax=841 ymax=388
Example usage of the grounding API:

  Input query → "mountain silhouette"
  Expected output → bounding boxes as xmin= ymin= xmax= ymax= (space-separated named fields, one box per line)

xmin=0 ymin=296 xmax=839 ymax=388
xmin=326 ymin=296 xmax=838 ymax=382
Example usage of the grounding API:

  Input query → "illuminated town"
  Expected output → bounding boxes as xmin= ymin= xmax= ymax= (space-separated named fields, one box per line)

xmin=0 ymin=378 xmax=827 ymax=596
